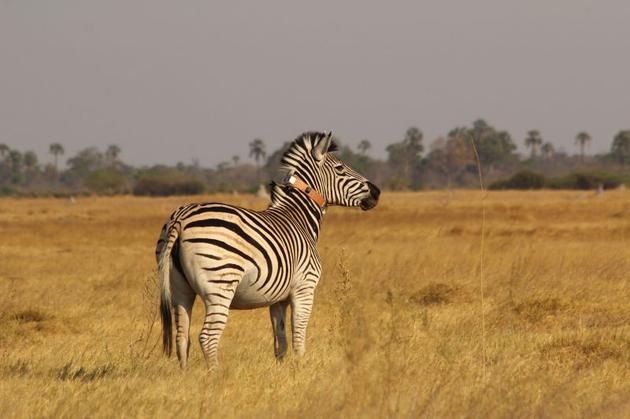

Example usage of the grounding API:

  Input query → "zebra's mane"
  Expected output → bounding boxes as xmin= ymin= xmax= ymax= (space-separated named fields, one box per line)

xmin=269 ymin=131 xmax=338 ymax=206
xmin=268 ymin=181 xmax=289 ymax=205
xmin=290 ymin=131 xmax=339 ymax=153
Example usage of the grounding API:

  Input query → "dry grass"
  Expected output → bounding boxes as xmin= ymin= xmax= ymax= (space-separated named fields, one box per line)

xmin=0 ymin=190 xmax=629 ymax=418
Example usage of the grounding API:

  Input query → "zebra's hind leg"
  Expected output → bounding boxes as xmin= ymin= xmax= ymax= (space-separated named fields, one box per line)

xmin=269 ymin=300 xmax=289 ymax=360
xmin=290 ymin=288 xmax=315 ymax=357
xmin=171 ymin=270 xmax=195 ymax=369
xmin=198 ymin=276 xmax=239 ymax=369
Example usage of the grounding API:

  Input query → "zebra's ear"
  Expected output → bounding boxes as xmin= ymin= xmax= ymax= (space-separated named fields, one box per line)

xmin=312 ymin=131 xmax=333 ymax=163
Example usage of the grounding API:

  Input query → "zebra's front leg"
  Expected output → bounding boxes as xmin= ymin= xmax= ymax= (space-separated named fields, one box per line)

xmin=269 ymin=300 xmax=289 ymax=360
xmin=290 ymin=287 xmax=315 ymax=357
xmin=199 ymin=278 xmax=238 ymax=369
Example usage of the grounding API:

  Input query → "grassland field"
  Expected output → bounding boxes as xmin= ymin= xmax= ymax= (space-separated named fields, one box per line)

xmin=0 ymin=190 xmax=629 ymax=418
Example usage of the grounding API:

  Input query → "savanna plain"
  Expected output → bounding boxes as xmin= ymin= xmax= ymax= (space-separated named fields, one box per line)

xmin=0 ymin=190 xmax=629 ymax=418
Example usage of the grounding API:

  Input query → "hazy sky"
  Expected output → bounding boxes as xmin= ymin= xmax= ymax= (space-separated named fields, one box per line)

xmin=1 ymin=1 xmax=629 ymax=167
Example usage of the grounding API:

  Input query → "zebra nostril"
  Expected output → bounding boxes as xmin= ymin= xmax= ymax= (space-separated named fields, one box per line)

xmin=367 ymin=182 xmax=380 ymax=200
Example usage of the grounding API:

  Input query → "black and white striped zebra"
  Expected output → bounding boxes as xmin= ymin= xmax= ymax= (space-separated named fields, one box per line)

xmin=155 ymin=131 xmax=380 ymax=368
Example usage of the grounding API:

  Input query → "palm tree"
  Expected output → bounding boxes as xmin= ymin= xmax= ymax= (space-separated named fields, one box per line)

xmin=611 ymin=130 xmax=630 ymax=165
xmin=232 ymin=155 xmax=240 ymax=167
xmin=575 ymin=131 xmax=591 ymax=162
xmin=357 ymin=139 xmax=371 ymax=155
xmin=23 ymin=151 xmax=38 ymax=182
xmin=49 ymin=143 xmax=64 ymax=171
xmin=249 ymin=138 xmax=266 ymax=167
xmin=524 ymin=130 xmax=543 ymax=159
xmin=0 ymin=143 xmax=9 ymax=159
xmin=541 ymin=142 xmax=555 ymax=159
xmin=8 ymin=150 xmax=23 ymax=183
xmin=23 ymin=151 xmax=38 ymax=170
xmin=105 ymin=144 xmax=121 ymax=165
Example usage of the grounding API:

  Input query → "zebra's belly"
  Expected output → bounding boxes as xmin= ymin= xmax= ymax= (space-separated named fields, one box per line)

xmin=230 ymin=271 xmax=288 ymax=310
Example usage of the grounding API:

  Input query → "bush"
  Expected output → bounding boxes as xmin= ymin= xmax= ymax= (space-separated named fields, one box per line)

xmin=546 ymin=172 xmax=623 ymax=190
xmin=386 ymin=177 xmax=411 ymax=191
xmin=489 ymin=170 xmax=545 ymax=190
xmin=491 ymin=170 xmax=625 ymax=191
xmin=133 ymin=172 xmax=205 ymax=196
xmin=0 ymin=185 xmax=17 ymax=196
xmin=84 ymin=169 xmax=131 ymax=195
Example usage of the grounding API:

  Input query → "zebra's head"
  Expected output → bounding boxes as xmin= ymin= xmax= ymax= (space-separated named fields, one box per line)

xmin=281 ymin=131 xmax=380 ymax=210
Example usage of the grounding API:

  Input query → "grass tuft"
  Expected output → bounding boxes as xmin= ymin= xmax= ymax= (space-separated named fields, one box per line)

xmin=539 ymin=335 xmax=629 ymax=369
xmin=8 ymin=309 xmax=50 ymax=323
xmin=410 ymin=282 xmax=457 ymax=305
xmin=55 ymin=362 xmax=116 ymax=382
xmin=512 ymin=297 xmax=566 ymax=322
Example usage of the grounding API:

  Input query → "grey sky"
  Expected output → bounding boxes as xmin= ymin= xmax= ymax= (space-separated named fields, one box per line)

xmin=1 ymin=0 xmax=629 ymax=167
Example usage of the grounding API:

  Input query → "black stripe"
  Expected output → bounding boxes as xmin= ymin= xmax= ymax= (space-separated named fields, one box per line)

xmin=205 ymin=292 xmax=231 ymax=300
xmin=286 ymin=189 xmax=320 ymax=238
xmin=182 ymin=204 xmax=236 ymax=220
xmin=206 ymin=279 xmax=240 ymax=284
xmin=203 ymin=320 xmax=226 ymax=326
xmin=203 ymin=264 xmax=244 ymax=272
xmin=183 ymin=238 xmax=260 ymax=281
xmin=196 ymin=253 xmax=220 ymax=260
xmin=219 ymin=209 xmax=291 ymax=296
xmin=186 ymin=207 xmax=286 ymax=270
xmin=184 ymin=219 xmax=272 ymax=287
xmin=172 ymin=240 xmax=186 ymax=280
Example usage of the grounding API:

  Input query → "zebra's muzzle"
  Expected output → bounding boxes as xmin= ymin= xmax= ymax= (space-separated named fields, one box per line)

xmin=359 ymin=182 xmax=380 ymax=211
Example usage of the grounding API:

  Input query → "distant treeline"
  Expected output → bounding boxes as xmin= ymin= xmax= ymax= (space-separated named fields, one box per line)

xmin=2 ymin=120 xmax=630 ymax=196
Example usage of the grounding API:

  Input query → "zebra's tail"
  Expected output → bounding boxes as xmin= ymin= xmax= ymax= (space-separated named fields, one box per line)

xmin=158 ymin=221 xmax=180 ymax=357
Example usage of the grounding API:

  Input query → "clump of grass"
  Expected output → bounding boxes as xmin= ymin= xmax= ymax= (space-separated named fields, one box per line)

xmin=447 ymin=226 xmax=464 ymax=236
xmin=129 ymin=272 xmax=161 ymax=364
xmin=512 ymin=297 xmax=565 ymax=323
xmin=3 ymin=359 xmax=31 ymax=376
xmin=9 ymin=309 xmax=49 ymax=323
xmin=334 ymin=248 xmax=370 ymax=364
xmin=539 ymin=335 xmax=627 ymax=369
xmin=55 ymin=361 xmax=116 ymax=382
xmin=410 ymin=283 xmax=457 ymax=306
xmin=0 ymin=309 xmax=53 ymax=336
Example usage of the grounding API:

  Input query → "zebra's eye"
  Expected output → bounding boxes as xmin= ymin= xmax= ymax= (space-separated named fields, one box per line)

xmin=334 ymin=164 xmax=345 ymax=173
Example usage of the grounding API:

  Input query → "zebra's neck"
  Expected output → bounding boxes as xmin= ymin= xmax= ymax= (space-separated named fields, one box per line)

xmin=268 ymin=182 xmax=324 ymax=241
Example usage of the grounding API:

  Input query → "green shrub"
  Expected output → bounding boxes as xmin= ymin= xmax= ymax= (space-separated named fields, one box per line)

xmin=386 ymin=177 xmax=410 ymax=191
xmin=489 ymin=170 xmax=545 ymax=190
xmin=133 ymin=172 xmax=205 ymax=196
xmin=84 ymin=169 xmax=131 ymax=195
xmin=0 ymin=185 xmax=16 ymax=196
xmin=546 ymin=172 xmax=622 ymax=190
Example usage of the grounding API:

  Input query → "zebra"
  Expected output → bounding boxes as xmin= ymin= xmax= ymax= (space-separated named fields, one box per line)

xmin=155 ymin=131 xmax=380 ymax=368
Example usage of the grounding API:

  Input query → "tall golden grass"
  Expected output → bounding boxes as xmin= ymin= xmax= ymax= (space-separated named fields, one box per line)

xmin=0 ymin=191 xmax=629 ymax=418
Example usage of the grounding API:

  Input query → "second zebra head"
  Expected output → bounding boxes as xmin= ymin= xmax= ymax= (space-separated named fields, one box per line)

xmin=281 ymin=131 xmax=381 ymax=210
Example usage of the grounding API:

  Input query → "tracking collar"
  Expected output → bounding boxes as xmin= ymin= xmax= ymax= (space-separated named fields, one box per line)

xmin=283 ymin=174 xmax=326 ymax=209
